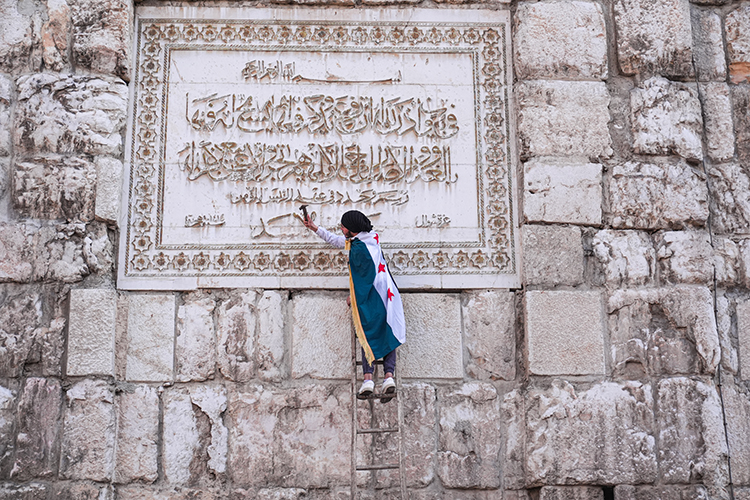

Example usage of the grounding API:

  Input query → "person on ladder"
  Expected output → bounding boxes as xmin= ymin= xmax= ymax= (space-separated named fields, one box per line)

xmin=303 ymin=209 xmax=406 ymax=402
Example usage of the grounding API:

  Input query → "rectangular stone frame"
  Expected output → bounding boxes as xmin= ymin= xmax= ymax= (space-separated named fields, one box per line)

xmin=118 ymin=7 xmax=519 ymax=290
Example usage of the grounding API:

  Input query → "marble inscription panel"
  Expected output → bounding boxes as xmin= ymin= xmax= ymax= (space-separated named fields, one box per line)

xmin=119 ymin=7 xmax=518 ymax=289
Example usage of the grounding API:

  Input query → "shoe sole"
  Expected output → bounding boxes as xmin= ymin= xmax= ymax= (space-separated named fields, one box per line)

xmin=357 ymin=389 xmax=374 ymax=400
xmin=380 ymin=386 xmax=396 ymax=403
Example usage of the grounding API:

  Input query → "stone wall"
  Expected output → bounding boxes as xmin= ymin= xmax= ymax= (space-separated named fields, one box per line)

xmin=1 ymin=0 xmax=750 ymax=499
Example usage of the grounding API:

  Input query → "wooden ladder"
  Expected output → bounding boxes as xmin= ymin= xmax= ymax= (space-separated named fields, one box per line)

xmin=350 ymin=330 xmax=407 ymax=499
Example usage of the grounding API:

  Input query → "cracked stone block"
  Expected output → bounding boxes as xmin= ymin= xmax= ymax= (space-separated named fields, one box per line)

xmin=727 ymin=5 xmax=750 ymax=84
xmin=630 ymin=77 xmax=703 ymax=161
xmin=700 ymin=83 xmax=736 ymax=163
xmin=126 ymin=293 xmax=175 ymax=382
xmin=523 ymin=160 xmax=602 ymax=225
xmin=0 ymin=483 xmax=48 ymax=500
xmin=503 ymin=390 xmax=525 ymax=490
xmin=437 ymin=383 xmax=501 ymax=489
xmin=715 ymin=292 xmax=738 ymax=374
xmin=115 ymin=385 xmax=159 ymax=483
xmin=95 ymin=156 xmax=124 ymax=225
xmin=463 ymin=290 xmax=515 ymax=381
xmin=292 ymin=292 xmax=349 ymax=380
xmin=514 ymin=1 xmax=607 ymax=80
xmin=713 ymin=236 xmax=740 ymax=287
xmin=540 ymin=487 xmax=604 ymax=500
xmin=525 ymin=290 xmax=605 ymax=376
xmin=60 ymin=379 xmax=116 ymax=482
xmin=0 ymin=0 xmax=43 ymax=74
xmin=258 ymin=290 xmax=286 ymax=382
xmin=691 ymin=9 xmax=727 ymax=82
xmin=402 ymin=383 xmax=437 ymax=487
xmin=67 ymin=288 xmax=116 ymax=376
xmin=176 ymin=291 xmax=216 ymax=382
xmin=522 ymin=225 xmax=584 ymax=286
xmin=722 ymin=384 xmax=750 ymax=485
xmin=608 ymin=286 xmax=720 ymax=377
xmin=655 ymin=231 xmax=714 ymax=284
xmin=526 ymin=380 xmax=656 ymax=487
xmin=400 ymin=294 xmax=462 ymax=379
xmin=517 ymin=80 xmax=612 ymax=159
xmin=15 ymin=74 xmax=127 ymax=156
xmin=0 ymin=75 xmax=11 ymax=156
xmin=737 ymin=298 xmax=750 ymax=381
xmin=657 ymin=378 xmax=728 ymax=487
xmin=0 ymin=385 xmax=16 ymax=478
xmin=69 ymin=0 xmax=132 ymax=80
xmin=0 ymin=224 xmax=34 ymax=283
xmin=217 ymin=289 xmax=257 ymax=382
xmin=614 ymin=0 xmax=694 ymax=78
xmin=708 ymin=163 xmax=750 ymax=235
xmin=592 ymin=230 xmax=655 ymax=288
xmin=732 ymin=85 xmax=750 ymax=167
xmin=41 ymin=0 xmax=70 ymax=73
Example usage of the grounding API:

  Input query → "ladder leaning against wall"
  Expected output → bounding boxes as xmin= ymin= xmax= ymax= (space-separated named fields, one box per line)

xmin=350 ymin=329 xmax=407 ymax=499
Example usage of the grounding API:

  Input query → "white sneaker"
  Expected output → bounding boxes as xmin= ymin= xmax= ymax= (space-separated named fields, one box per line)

xmin=358 ymin=380 xmax=375 ymax=398
xmin=380 ymin=377 xmax=396 ymax=403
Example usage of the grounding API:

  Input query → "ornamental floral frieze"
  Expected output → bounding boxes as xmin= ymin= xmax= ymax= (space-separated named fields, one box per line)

xmin=119 ymin=7 xmax=519 ymax=290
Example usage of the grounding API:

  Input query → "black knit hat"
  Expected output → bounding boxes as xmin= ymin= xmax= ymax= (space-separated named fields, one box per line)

xmin=341 ymin=210 xmax=372 ymax=233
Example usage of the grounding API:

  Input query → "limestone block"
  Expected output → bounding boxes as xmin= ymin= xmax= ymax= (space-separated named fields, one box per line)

xmin=462 ymin=290 xmax=515 ymax=381
xmin=613 ymin=0 xmax=694 ymax=78
xmin=126 ymin=293 xmax=175 ymax=382
xmin=608 ymin=286 xmax=720 ymax=377
xmin=67 ymin=288 xmax=116 ymax=376
xmin=115 ymin=385 xmax=159 ymax=483
xmin=15 ymin=74 xmax=128 ymax=156
xmin=0 ymin=385 xmax=16 ymax=477
xmin=0 ymin=483 xmax=48 ymax=500
xmin=526 ymin=381 xmax=656 ymax=487
xmin=255 ymin=489 xmax=308 ymax=500
xmin=655 ymin=231 xmax=714 ymax=284
xmin=522 ymin=225 xmax=584 ymax=286
xmin=713 ymin=236 xmax=740 ymax=287
xmin=739 ymin=488 xmax=750 ymax=500
xmin=592 ymin=230 xmax=655 ymax=287
xmin=53 ymin=483 xmax=113 ymax=500
xmin=0 ymin=75 xmax=11 ymax=156
xmin=630 ymin=77 xmax=703 ymax=161
xmin=0 ymin=0 xmax=42 ymax=74
xmin=258 ymin=290 xmax=286 ymax=382
xmin=95 ymin=156 xmax=123 ymax=225
xmin=217 ymin=289 xmax=257 ymax=382
xmin=722 ymin=384 xmax=750 ymax=485
xmin=402 ymin=383 xmax=437 ymax=487
xmin=609 ymin=160 xmax=708 ymax=230
xmin=14 ymin=156 xmax=97 ymax=221
xmin=523 ymin=160 xmax=602 ymax=225
xmin=517 ymin=81 xmax=612 ymax=159
xmin=613 ymin=485 xmax=711 ymax=500
xmin=691 ymin=9 xmax=727 ymax=82
xmin=228 ymin=384 xmax=350 ymax=488
xmin=514 ymin=1 xmax=607 ymax=80
xmin=0 ymin=224 xmax=34 ymax=282
xmin=190 ymin=385 xmax=228 ymax=477
xmin=60 ymin=380 xmax=115 ymax=481
xmin=502 ymin=390 xmax=525 ymax=490
xmin=400 ymin=293 xmax=463 ymax=379
xmin=539 ymin=487 xmax=603 ymax=500
xmin=41 ymin=0 xmax=71 ymax=73
xmin=700 ymin=83 xmax=736 ymax=163
xmin=176 ymin=291 xmax=216 ymax=382
xmin=716 ymin=292 xmax=738 ymax=374
xmin=35 ymin=221 xmax=113 ymax=283
xmin=708 ymin=163 xmax=750 ymax=235
xmin=437 ymin=383 xmax=501 ymax=489
xmin=69 ymin=0 xmax=132 ymax=80
xmin=525 ymin=290 xmax=605 ymax=376
xmin=656 ymin=378 xmax=728 ymax=487
xmin=0 ymin=157 xmax=8 ymax=216
xmin=737 ymin=299 xmax=750 ymax=380
xmin=292 ymin=292 xmax=349 ymax=380
xmin=727 ymin=6 xmax=750 ymax=84
xmin=732 ymin=85 xmax=750 ymax=167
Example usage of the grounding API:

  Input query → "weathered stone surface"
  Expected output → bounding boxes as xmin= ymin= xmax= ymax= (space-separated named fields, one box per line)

xmin=255 ymin=489 xmax=308 ymax=500
xmin=437 ymin=383 xmax=501 ymax=489
xmin=539 ymin=487 xmax=603 ymax=500
xmin=15 ymin=74 xmax=128 ymax=156
xmin=613 ymin=0 xmax=694 ymax=78
xmin=630 ymin=77 xmax=703 ymax=161
xmin=126 ymin=293 xmax=175 ymax=382
xmin=712 ymin=236 xmax=740 ymax=287
xmin=0 ymin=158 xmax=9 ymax=220
xmin=517 ymin=81 xmax=612 ymax=159
xmin=657 ymin=378 xmax=727 ymax=487
xmin=727 ymin=5 xmax=750 ymax=84
xmin=526 ymin=380 xmax=656 ymax=487
xmin=613 ymin=485 xmax=711 ymax=500
xmin=732 ymin=85 xmax=750 ymax=167
xmin=0 ymin=75 xmax=11 ymax=156
xmin=523 ymin=160 xmax=602 ymax=225
xmin=41 ymin=0 xmax=70 ymax=73
xmin=700 ymin=83 xmax=736 ymax=163
xmin=292 ymin=292 xmax=350 ymax=380
xmin=463 ymin=290 xmax=515 ymax=381
xmin=715 ymin=292 xmax=738 ymax=374
xmin=116 ymin=486 xmax=218 ymax=500
xmin=400 ymin=294 xmax=463 ymax=379
xmin=708 ymin=163 xmax=750 ymax=235
xmin=0 ymin=483 xmax=48 ymax=500
xmin=67 ymin=288 xmax=116 ymax=376
xmin=217 ymin=289 xmax=257 ymax=382
xmin=11 ymin=378 xmax=62 ymax=480
xmin=0 ymin=224 xmax=34 ymax=282
xmin=655 ymin=231 xmax=714 ymax=284
xmin=0 ymin=0 xmax=43 ymax=74
xmin=0 ymin=385 xmax=16 ymax=477
xmin=609 ymin=160 xmax=708 ymax=230
xmin=514 ymin=1 xmax=607 ymax=80
xmin=402 ymin=383 xmax=437 ymax=487
xmin=592 ymin=230 xmax=655 ymax=287
xmin=525 ymin=290 xmax=605 ymax=376
xmin=115 ymin=385 xmax=159 ymax=483
xmin=176 ymin=291 xmax=216 ymax=382
xmin=228 ymin=384 xmax=350 ymax=488
xmin=522 ymin=225 xmax=584 ymax=286
xmin=258 ymin=290 xmax=286 ymax=382
xmin=691 ymin=9 xmax=727 ymax=82
xmin=43 ymin=222 xmax=113 ymax=282
xmin=608 ymin=286 xmax=720 ymax=377
xmin=53 ymin=482 xmax=112 ymax=500
xmin=60 ymin=379 xmax=115 ymax=481
xmin=70 ymin=0 xmax=132 ymax=80
xmin=95 ymin=156 xmax=123 ymax=225
xmin=14 ymin=155 xmax=97 ymax=221
xmin=503 ymin=390 xmax=525 ymax=490
xmin=723 ymin=384 xmax=750 ymax=485
xmin=737 ymin=298 xmax=750 ymax=381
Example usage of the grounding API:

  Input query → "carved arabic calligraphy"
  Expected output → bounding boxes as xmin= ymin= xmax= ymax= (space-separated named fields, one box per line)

xmin=416 ymin=213 xmax=451 ymax=228
xmin=242 ymin=59 xmax=402 ymax=85
xmin=229 ymin=186 xmax=409 ymax=206
xmin=185 ymin=214 xmax=226 ymax=227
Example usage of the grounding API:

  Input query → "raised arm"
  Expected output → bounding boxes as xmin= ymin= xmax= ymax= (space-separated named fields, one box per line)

xmin=304 ymin=214 xmax=346 ymax=248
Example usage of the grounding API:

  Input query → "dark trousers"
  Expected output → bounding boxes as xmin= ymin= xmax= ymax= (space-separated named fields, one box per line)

xmin=361 ymin=348 xmax=396 ymax=376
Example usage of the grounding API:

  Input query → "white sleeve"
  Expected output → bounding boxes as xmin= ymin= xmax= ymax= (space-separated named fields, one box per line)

xmin=316 ymin=226 xmax=346 ymax=249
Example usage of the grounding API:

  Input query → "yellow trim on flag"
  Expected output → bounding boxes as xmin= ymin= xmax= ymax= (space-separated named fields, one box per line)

xmin=346 ymin=239 xmax=375 ymax=364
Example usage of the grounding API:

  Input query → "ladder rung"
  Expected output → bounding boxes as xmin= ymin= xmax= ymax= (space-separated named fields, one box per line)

xmin=356 ymin=463 xmax=400 ymax=471
xmin=355 ymin=360 xmax=385 ymax=365
xmin=356 ymin=392 xmax=398 ymax=401
xmin=357 ymin=427 xmax=399 ymax=434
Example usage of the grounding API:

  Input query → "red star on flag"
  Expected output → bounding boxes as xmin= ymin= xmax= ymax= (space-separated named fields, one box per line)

xmin=378 ymin=263 xmax=386 ymax=273
xmin=387 ymin=288 xmax=394 ymax=301
xmin=374 ymin=233 xmax=379 ymax=243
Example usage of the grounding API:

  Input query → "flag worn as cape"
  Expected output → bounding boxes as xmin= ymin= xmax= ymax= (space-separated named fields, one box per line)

xmin=345 ymin=231 xmax=405 ymax=364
